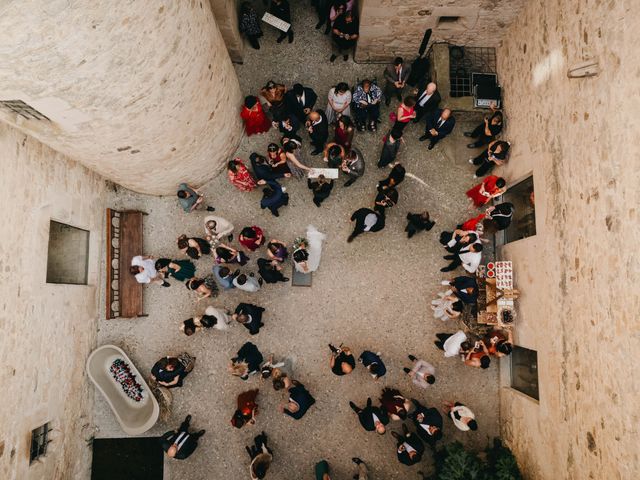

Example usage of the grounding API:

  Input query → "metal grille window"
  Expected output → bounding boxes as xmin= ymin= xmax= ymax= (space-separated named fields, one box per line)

xmin=0 ymin=100 xmax=50 ymax=120
xmin=30 ymin=423 xmax=51 ymax=464
xmin=449 ymin=46 xmax=497 ymax=97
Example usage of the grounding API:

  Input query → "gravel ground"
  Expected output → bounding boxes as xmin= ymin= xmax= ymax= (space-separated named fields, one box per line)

xmin=94 ymin=3 xmax=499 ymax=479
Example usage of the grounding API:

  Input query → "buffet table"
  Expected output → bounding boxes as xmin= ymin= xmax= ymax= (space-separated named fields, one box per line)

xmin=476 ymin=261 xmax=519 ymax=328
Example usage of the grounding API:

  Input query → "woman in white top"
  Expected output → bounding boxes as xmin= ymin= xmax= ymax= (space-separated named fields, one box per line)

xmin=129 ymin=255 xmax=165 ymax=285
xmin=434 ymin=331 xmax=469 ymax=358
xmin=232 ymin=273 xmax=262 ymax=292
xmin=292 ymin=225 xmax=326 ymax=273
xmin=403 ymin=355 xmax=436 ymax=389
xmin=431 ymin=290 xmax=463 ymax=321
xmin=444 ymin=401 xmax=477 ymax=431
xmin=204 ymin=215 xmax=234 ymax=244
xmin=325 ymin=82 xmax=352 ymax=124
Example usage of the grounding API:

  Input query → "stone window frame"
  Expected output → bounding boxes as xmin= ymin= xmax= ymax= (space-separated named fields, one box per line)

xmin=0 ymin=100 xmax=50 ymax=121
xmin=46 ymin=220 xmax=91 ymax=286
xmin=29 ymin=422 xmax=51 ymax=464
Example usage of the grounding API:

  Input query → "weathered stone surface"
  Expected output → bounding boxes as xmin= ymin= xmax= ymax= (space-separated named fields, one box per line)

xmin=496 ymin=0 xmax=640 ymax=478
xmin=0 ymin=1 xmax=243 ymax=195
xmin=0 ymin=123 xmax=106 ymax=480
xmin=210 ymin=0 xmax=244 ymax=63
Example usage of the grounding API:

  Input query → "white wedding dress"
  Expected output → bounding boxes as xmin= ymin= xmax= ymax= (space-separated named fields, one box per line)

xmin=294 ymin=225 xmax=326 ymax=273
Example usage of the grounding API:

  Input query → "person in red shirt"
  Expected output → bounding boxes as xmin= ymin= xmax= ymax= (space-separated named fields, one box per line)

xmin=240 ymin=96 xmax=272 ymax=136
xmin=231 ymin=389 xmax=259 ymax=428
xmin=466 ymin=175 xmax=506 ymax=208
xmin=239 ymin=226 xmax=265 ymax=252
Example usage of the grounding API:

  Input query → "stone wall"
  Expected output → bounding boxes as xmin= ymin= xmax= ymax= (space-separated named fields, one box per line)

xmin=0 ymin=0 xmax=243 ymax=195
xmin=496 ymin=0 xmax=640 ymax=478
xmin=0 ymin=123 xmax=106 ymax=479
xmin=210 ymin=0 xmax=244 ymax=63
xmin=356 ymin=0 xmax=526 ymax=62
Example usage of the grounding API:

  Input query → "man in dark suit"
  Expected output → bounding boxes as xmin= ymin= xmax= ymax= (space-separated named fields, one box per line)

xmin=349 ymin=398 xmax=389 ymax=434
xmin=384 ymin=57 xmax=412 ymax=105
xmin=285 ymin=83 xmax=318 ymax=124
xmin=392 ymin=424 xmax=425 ymax=466
xmin=269 ymin=0 xmax=294 ymax=43
xmin=257 ymin=258 xmax=289 ymax=284
xmin=233 ymin=303 xmax=266 ymax=335
xmin=420 ymin=108 xmax=456 ymax=150
xmin=280 ymin=378 xmax=315 ymax=420
xmin=409 ymin=399 xmax=443 ymax=448
xmin=160 ymin=415 xmax=205 ymax=460
xmin=306 ymin=110 xmax=329 ymax=155
xmin=413 ymin=82 xmax=441 ymax=123
xmin=347 ymin=207 xmax=386 ymax=243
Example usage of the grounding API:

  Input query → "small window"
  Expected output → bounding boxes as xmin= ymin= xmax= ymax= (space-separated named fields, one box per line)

xmin=438 ymin=16 xmax=461 ymax=24
xmin=0 ymin=100 xmax=50 ymax=121
xmin=496 ymin=175 xmax=536 ymax=245
xmin=46 ymin=221 xmax=90 ymax=285
xmin=510 ymin=346 xmax=539 ymax=400
xmin=30 ymin=423 xmax=51 ymax=464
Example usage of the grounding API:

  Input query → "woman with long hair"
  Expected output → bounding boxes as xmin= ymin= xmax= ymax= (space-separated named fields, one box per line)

xmin=227 ymin=158 xmax=257 ymax=192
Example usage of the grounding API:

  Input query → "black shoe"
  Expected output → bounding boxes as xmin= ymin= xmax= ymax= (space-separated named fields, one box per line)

xmin=352 ymin=457 xmax=363 ymax=465
xmin=344 ymin=179 xmax=355 ymax=187
xmin=311 ymin=149 xmax=322 ymax=156
xmin=161 ymin=281 xmax=171 ymax=287
xmin=196 ymin=429 xmax=206 ymax=437
xmin=349 ymin=401 xmax=359 ymax=412
xmin=258 ymin=277 xmax=263 ymax=286
xmin=185 ymin=414 xmax=192 ymax=424
xmin=467 ymin=143 xmax=478 ymax=148
xmin=283 ymin=277 xmax=290 ymax=282
xmin=272 ymin=210 xmax=280 ymax=217
xmin=227 ymin=234 xmax=234 ymax=242
xmin=313 ymin=199 xmax=321 ymax=207
xmin=324 ymin=27 xmax=330 ymax=35
xmin=397 ymin=95 xmax=402 ymax=102
xmin=343 ymin=54 xmax=348 ymax=61
xmin=408 ymin=354 xmax=417 ymax=362
xmin=428 ymin=143 xmax=435 ymax=150
xmin=276 ymin=36 xmax=285 ymax=44
xmin=206 ymin=206 xmax=216 ymax=212
xmin=385 ymin=98 xmax=390 ymax=106
xmin=330 ymin=54 xmax=337 ymax=62
xmin=358 ymin=124 xmax=366 ymax=132
xmin=463 ymin=131 xmax=473 ymax=137
xmin=329 ymin=343 xmax=339 ymax=353
xmin=440 ymin=266 xmax=454 ymax=272
xmin=347 ymin=234 xmax=355 ymax=243
xmin=418 ymin=135 xmax=428 ymax=142
xmin=403 ymin=367 xmax=411 ymax=374
xmin=315 ymin=21 xmax=323 ymax=29
xmin=288 ymin=32 xmax=294 ymax=43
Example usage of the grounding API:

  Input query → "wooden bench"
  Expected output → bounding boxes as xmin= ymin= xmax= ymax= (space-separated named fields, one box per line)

xmin=106 ymin=209 xmax=147 ymax=319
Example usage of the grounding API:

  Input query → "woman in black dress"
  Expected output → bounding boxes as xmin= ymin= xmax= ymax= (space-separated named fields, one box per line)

xmin=155 ymin=258 xmax=196 ymax=282
xmin=177 ymin=234 xmax=211 ymax=260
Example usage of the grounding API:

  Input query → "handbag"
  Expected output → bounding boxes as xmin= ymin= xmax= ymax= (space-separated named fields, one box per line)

xmin=389 ymin=111 xmax=397 ymax=123
xmin=178 ymin=352 xmax=196 ymax=373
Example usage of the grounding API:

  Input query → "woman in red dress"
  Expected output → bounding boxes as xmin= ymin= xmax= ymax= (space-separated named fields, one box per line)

xmin=392 ymin=96 xmax=417 ymax=133
xmin=266 ymin=143 xmax=291 ymax=177
xmin=230 ymin=389 xmax=259 ymax=429
xmin=466 ymin=175 xmax=507 ymax=208
xmin=334 ymin=115 xmax=355 ymax=152
xmin=239 ymin=226 xmax=265 ymax=252
xmin=240 ymin=96 xmax=271 ymax=136
xmin=227 ymin=159 xmax=257 ymax=192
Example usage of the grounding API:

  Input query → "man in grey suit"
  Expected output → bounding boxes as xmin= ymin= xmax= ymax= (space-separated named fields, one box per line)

xmin=384 ymin=57 xmax=412 ymax=106
xmin=341 ymin=147 xmax=365 ymax=187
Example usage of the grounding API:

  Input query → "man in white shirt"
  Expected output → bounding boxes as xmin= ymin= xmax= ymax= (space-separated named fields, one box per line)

xmin=129 ymin=255 xmax=167 ymax=286
xmin=347 ymin=207 xmax=385 ymax=242
xmin=441 ymin=242 xmax=483 ymax=273
xmin=434 ymin=331 xmax=469 ymax=358
xmin=233 ymin=273 xmax=262 ymax=292
xmin=413 ymin=82 xmax=441 ymax=123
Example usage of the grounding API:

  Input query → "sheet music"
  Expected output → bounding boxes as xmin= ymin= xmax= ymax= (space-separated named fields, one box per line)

xmin=262 ymin=12 xmax=291 ymax=32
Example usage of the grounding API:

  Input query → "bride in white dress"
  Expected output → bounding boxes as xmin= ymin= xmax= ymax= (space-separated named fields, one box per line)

xmin=293 ymin=225 xmax=326 ymax=273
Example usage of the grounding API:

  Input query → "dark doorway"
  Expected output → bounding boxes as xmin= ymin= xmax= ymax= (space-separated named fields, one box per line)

xmin=92 ymin=437 xmax=163 ymax=480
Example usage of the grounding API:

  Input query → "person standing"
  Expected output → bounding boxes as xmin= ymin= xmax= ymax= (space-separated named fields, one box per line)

xmin=241 ymin=96 xmax=272 ymax=136
xmin=233 ymin=303 xmax=266 ymax=335
xmin=228 ymin=158 xmax=258 ymax=192
xmin=392 ymin=96 xmax=416 ymax=133
xmin=384 ymin=57 xmax=412 ymax=105
xmin=212 ymin=265 xmax=236 ymax=290
xmin=359 ymin=350 xmax=387 ymax=380
xmin=308 ymin=175 xmax=334 ymax=207
xmin=466 ymin=175 xmax=507 ymax=208
xmin=269 ymin=0 xmax=294 ymax=44
xmin=377 ymin=163 xmax=406 ymax=190
xmin=325 ymin=82 xmax=352 ymax=124
xmin=233 ymin=273 xmax=262 ymax=292
xmin=341 ymin=148 xmax=365 ymax=187
xmin=306 ymin=110 xmax=330 ymax=155
xmin=329 ymin=343 xmax=356 ymax=375
xmin=279 ymin=378 xmax=316 ymax=419
xmin=440 ymin=242 xmax=483 ymax=273
xmin=334 ymin=116 xmax=355 ymax=152
xmin=154 ymin=258 xmax=196 ymax=283
xmin=391 ymin=424 xmax=424 ymax=466
xmin=160 ymin=415 xmax=205 ymax=460
xmin=260 ymin=80 xmax=287 ymax=120
xmin=315 ymin=460 xmax=331 ymax=480
xmin=444 ymin=401 xmax=478 ymax=432
xmin=413 ymin=82 xmax=441 ymax=123
xmin=349 ymin=397 xmax=389 ymax=434
xmin=434 ymin=331 xmax=469 ymax=358
xmin=229 ymin=342 xmax=264 ymax=380
xmin=283 ymin=139 xmax=312 ymax=178
xmin=442 ymin=276 xmax=479 ymax=305
xmin=347 ymin=207 xmax=386 ymax=242
xmin=285 ymin=83 xmax=317 ymax=122
xmin=247 ymin=432 xmax=273 ymax=480
xmin=379 ymin=387 xmax=411 ymax=421
xmin=419 ymin=108 xmax=456 ymax=150
xmin=351 ymin=458 xmax=369 ymax=480
xmin=378 ymin=129 xmax=403 ymax=168
xmin=469 ymin=140 xmax=511 ymax=178
xmin=431 ymin=290 xmax=463 ymax=321
xmin=257 ymin=258 xmax=290 ymax=284
xmin=231 ymin=389 xmax=259 ymax=429
xmin=409 ymin=399 xmax=443 ymax=448
xmin=260 ymin=179 xmax=289 ymax=217
xmin=312 ymin=0 xmax=331 ymax=31
xmin=239 ymin=2 xmax=263 ymax=49
xmin=176 ymin=183 xmax=214 ymax=213
xmin=204 ymin=215 xmax=234 ymax=244
xmin=465 ymin=107 xmax=503 ymax=148
xmin=405 ymin=211 xmax=435 ymax=238
xmin=151 ymin=355 xmax=193 ymax=389
xmin=330 ymin=10 xmax=359 ymax=62
xmin=403 ymin=355 xmax=436 ymax=389
xmin=239 ymin=226 xmax=266 ymax=252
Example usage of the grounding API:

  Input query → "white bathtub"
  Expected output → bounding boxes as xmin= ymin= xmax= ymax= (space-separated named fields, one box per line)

xmin=87 ymin=345 xmax=159 ymax=435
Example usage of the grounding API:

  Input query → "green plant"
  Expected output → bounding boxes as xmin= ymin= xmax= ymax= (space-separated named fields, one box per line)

xmin=485 ymin=438 xmax=522 ymax=480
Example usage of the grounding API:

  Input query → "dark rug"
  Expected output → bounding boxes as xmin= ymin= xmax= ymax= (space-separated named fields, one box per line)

xmin=92 ymin=437 xmax=163 ymax=480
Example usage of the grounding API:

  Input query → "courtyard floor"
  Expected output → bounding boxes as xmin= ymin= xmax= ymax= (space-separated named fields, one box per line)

xmin=95 ymin=3 xmax=499 ymax=479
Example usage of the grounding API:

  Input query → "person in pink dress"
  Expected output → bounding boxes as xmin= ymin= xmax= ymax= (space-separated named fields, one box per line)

xmin=240 ymin=96 xmax=271 ymax=136
xmin=466 ymin=175 xmax=506 ymax=208
xmin=227 ymin=159 xmax=257 ymax=192
xmin=392 ymin=96 xmax=416 ymax=133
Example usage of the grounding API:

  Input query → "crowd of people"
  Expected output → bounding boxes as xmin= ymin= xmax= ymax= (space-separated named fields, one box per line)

xmin=126 ymin=2 xmax=520 ymax=477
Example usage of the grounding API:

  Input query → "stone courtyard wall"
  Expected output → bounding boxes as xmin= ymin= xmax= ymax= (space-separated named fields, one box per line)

xmin=356 ymin=0 xmax=526 ymax=62
xmin=496 ymin=0 xmax=640 ymax=478
xmin=0 ymin=123 xmax=105 ymax=480
xmin=0 ymin=0 xmax=242 ymax=195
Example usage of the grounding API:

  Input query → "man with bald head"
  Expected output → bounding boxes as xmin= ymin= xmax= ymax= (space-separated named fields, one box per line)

xmin=306 ymin=109 xmax=329 ymax=155
xmin=420 ymin=107 xmax=456 ymax=150
xmin=160 ymin=415 xmax=205 ymax=460
xmin=413 ymin=81 xmax=441 ymax=123
xmin=349 ymin=397 xmax=389 ymax=435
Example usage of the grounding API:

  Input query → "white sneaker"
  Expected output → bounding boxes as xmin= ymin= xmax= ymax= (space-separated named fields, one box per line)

xmin=281 ymin=187 xmax=287 ymax=192
xmin=441 ymin=280 xmax=450 ymax=285
xmin=473 ymin=175 xmax=478 ymax=179
xmin=468 ymin=158 xmax=474 ymax=164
